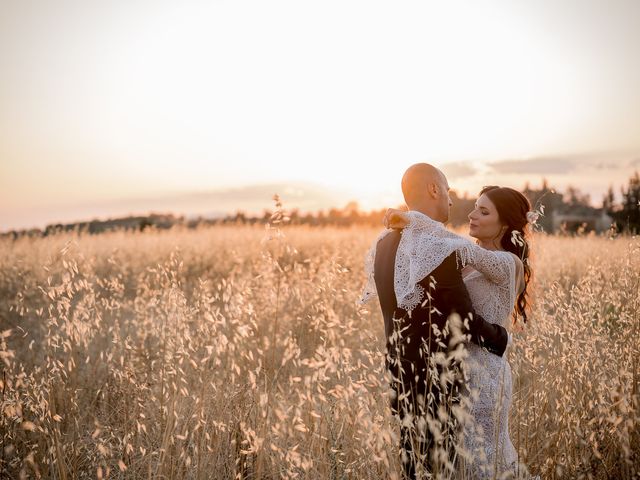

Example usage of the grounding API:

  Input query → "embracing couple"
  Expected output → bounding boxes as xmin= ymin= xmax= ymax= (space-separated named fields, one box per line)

xmin=361 ymin=163 xmax=539 ymax=479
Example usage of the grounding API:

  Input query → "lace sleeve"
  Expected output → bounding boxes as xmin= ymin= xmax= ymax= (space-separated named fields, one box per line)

xmin=460 ymin=244 xmax=515 ymax=289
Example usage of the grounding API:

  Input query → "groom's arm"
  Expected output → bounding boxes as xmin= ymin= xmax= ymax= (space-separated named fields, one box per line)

xmin=427 ymin=253 xmax=509 ymax=357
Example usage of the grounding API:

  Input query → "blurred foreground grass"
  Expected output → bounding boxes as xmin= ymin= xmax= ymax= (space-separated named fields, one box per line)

xmin=0 ymin=225 xmax=638 ymax=479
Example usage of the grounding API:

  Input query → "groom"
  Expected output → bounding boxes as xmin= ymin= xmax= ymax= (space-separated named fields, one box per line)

xmin=374 ymin=163 xmax=509 ymax=479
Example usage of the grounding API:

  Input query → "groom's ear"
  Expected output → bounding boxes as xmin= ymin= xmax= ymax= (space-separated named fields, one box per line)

xmin=427 ymin=182 xmax=439 ymax=198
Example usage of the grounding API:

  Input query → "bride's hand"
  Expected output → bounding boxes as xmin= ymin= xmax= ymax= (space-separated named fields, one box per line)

xmin=383 ymin=208 xmax=410 ymax=229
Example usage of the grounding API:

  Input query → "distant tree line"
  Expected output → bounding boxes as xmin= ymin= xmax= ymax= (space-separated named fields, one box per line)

xmin=2 ymin=214 xmax=183 ymax=239
xmin=603 ymin=171 xmax=640 ymax=234
xmin=3 ymin=172 xmax=639 ymax=238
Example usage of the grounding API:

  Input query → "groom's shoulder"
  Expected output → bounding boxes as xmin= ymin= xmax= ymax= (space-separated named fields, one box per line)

xmin=419 ymin=251 xmax=460 ymax=286
xmin=376 ymin=229 xmax=401 ymax=251
xmin=434 ymin=251 xmax=459 ymax=273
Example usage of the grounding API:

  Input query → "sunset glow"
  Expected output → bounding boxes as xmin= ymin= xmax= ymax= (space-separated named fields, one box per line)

xmin=1 ymin=0 xmax=639 ymax=230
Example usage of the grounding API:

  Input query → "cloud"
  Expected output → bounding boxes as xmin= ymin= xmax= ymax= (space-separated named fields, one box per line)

xmin=594 ymin=161 xmax=621 ymax=170
xmin=488 ymin=153 xmax=640 ymax=175
xmin=440 ymin=161 xmax=478 ymax=179
xmin=488 ymin=157 xmax=577 ymax=175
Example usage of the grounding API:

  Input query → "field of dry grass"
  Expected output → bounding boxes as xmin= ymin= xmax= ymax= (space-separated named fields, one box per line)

xmin=0 ymin=224 xmax=638 ymax=479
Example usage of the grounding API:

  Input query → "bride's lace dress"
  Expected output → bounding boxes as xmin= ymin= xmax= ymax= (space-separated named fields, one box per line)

xmin=460 ymin=248 xmax=527 ymax=479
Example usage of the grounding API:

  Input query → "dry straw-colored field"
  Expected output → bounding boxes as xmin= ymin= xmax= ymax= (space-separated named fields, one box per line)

xmin=0 ymin=223 xmax=638 ymax=479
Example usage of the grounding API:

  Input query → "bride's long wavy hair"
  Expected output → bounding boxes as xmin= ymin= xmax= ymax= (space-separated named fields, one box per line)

xmin=479 ymin=185 xmax=533 ymax=324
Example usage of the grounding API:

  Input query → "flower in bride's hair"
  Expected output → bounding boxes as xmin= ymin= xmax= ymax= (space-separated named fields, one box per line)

xmin=511 ymin=229 xmax=524 ymax=247
xmin=526 ymin=211 xmax=539 ymax=225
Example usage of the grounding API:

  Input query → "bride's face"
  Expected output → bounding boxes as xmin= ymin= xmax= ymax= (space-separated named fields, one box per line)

xmin=468 ymin=194 xmax=506 ymax=242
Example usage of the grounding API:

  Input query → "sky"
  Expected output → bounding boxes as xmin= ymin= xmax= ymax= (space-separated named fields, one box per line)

xmin=1 ymin=0 xmax=639 ymax=231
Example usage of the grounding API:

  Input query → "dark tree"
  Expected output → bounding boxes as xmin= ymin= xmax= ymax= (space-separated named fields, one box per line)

xmin=616 ymin=171 xmax=640 ymax=233
xmin=602 ymin=185 xmax=616 ymax=213
xmin=564 ymin=185 xmax=591 ymax=208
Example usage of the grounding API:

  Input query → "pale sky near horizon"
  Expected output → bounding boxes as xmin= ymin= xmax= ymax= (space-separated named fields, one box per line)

xmin=1 ymin=0 xmax=640 ymax=230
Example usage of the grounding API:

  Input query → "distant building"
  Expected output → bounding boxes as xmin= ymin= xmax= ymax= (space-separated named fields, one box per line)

xmin=551 ymin=209 xmax=613 ymax=233
xmin=523 ymin=182 xmax=613 ymax=233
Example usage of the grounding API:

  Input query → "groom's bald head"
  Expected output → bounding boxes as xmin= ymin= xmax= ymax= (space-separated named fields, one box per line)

xmin=401 ymin=163 xmax=452 ymax=222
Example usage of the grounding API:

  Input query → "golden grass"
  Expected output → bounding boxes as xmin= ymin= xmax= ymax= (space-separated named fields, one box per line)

xmin=0 ymin=224 xmax=638 ymax=479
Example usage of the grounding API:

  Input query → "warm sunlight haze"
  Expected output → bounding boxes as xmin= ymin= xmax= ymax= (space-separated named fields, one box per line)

xmin=1 ymin=3 xmax=640 ymax=478
xmin=1 ymin=0 xmax=639 ymax=229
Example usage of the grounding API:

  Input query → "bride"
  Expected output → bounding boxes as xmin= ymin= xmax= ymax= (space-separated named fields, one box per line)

xmin=385 ymin=185 xmax=537 ymax=479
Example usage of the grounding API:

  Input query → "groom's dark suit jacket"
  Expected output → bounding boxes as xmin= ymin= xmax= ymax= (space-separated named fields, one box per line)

xmin=374 ymin=230 xmax=508 ymax=364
